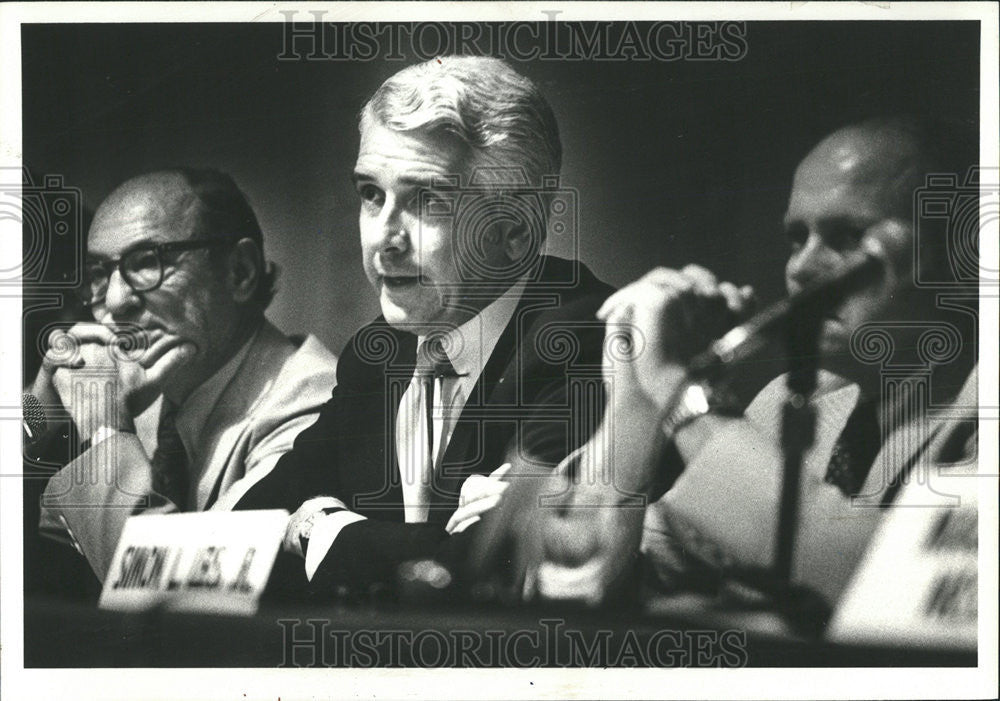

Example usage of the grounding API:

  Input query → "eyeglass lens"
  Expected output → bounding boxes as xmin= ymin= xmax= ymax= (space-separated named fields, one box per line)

xmin=83 ymin=247 xmax=163 ymax=303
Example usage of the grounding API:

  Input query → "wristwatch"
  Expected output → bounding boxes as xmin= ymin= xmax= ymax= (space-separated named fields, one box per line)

xmin=297 ymin=506 xmax=346 ymax=556
xmin=661 ymin=382 xmax=713 ymax=438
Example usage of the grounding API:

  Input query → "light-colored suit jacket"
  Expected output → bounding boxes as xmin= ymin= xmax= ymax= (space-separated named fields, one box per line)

xmin=641 ymin=365 xmax=978 ymax=606
xmin=39 ymin=321 xmax=338 ymax=581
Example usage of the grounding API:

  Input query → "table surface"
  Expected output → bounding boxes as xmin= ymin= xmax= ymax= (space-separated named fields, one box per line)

xmin=23 ymin=596 xmax=977 ymax=668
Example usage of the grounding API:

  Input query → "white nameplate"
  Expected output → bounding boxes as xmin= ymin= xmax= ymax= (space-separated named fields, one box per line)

xmin=829 ymin=472 xmax=978 ymax=649
xmin=99 ymin=510 xmax=289 ymax=616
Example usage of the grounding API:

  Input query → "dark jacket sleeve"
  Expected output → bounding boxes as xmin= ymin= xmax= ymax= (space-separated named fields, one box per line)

xmin=309 ymin=295 xmax=610 ymax=595
xmin=241 ymin=267 xmax=614 ymax=597
xmin=234 ymin=384 xmax=345 ymax=514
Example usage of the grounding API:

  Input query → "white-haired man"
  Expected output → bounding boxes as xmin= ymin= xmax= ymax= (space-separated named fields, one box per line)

xmin=237 ymin=56 xmax=614 ymax=596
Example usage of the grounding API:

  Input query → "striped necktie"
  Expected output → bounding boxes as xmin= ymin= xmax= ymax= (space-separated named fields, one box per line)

xmin=151 ymin=400 xmax=189 ymax=508
xmin=824 ymin=400 xmax=881 ymax=496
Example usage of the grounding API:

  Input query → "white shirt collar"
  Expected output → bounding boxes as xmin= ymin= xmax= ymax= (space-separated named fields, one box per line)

xmin=417 ymin=275 xmax=528 ymax=381
xmin=173 ymin=326 xmax=260 ymax=460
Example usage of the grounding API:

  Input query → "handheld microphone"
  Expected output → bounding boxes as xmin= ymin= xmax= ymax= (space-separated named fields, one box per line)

xmin=687 ymin=240 xmax=886 ymax=381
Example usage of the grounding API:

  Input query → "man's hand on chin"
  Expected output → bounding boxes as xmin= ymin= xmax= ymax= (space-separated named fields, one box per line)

xmin=45 ymin=322 xmax=196 ymax=441
xmin=118 ymin=332 xmax=199 ymax=416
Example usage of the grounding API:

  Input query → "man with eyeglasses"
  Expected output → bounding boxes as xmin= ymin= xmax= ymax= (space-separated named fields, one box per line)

xmin=32 ymin=168 xmax=338 ymax=584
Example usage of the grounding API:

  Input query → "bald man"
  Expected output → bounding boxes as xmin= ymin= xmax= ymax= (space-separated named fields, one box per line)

xmin=32 ymin=168 xmax=337 ymax=582
xmin=521 ymin=117 xmax=978 ymax=612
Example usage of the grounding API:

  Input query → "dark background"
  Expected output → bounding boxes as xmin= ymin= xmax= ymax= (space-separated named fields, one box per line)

xmin=22 ymin=21 xmax=980 ymax=362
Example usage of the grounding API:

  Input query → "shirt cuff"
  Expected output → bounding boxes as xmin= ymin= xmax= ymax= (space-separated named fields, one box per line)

xmin=304 ymin=510 xmax=367 ymax=581
xmin=536 ymin=560 xmax=606 ymax=606
xmin=284 ymin=496 xmax=349 ymax=556
xmin=89 ymin=425 xmax=121 ymax=447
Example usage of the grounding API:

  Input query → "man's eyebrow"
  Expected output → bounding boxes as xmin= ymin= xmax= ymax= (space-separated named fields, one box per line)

xmin=87 ymin=237 xmax=161 ymax=260
xmin=351 ymin=171 xmax=448 ymax=189
xmin=783 ymin=213 xmax=872 ymax=229
xmin=818 ymin=214 xmax=874 ymax=230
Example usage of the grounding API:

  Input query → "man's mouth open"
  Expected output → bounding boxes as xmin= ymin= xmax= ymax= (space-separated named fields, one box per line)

xmin=382 ymin=275 xmax=421 ymax=289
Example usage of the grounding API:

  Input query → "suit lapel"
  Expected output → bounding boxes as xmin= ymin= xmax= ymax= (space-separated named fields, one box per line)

xmin=361 ymin=257 xmax=605 ymax=525
xmin=429 ymin=263 xmax=571 ymax=524
xmin=349 ymin=326 xmax=416 ymax=520
xmin=427 ymin=304 xmax=523 ymax=523
xmin=195 ymin=323 xmax=294 ymax=510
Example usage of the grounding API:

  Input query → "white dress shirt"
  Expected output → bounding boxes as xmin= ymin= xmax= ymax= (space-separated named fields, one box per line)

xmin=93 ymin=327 xmax=259 ymax=508
xmin=301 ymin=278 xmax=527 ymax=579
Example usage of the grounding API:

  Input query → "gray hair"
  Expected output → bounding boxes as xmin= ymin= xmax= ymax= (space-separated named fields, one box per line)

xmin=359 ymin=56 xmax=561 ymax=188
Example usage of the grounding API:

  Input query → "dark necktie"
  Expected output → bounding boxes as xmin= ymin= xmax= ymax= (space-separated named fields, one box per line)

xmin=824 ymin=400 xmax=881 ymax=496
xmin=416 ymin=334 xmax=463 ymax=468
xmin=151 ymin=401 xmax=189 ymax=508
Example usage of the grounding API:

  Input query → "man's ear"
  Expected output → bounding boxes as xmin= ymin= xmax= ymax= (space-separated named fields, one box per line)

xmin=499 ymin=220 xmax=539 ymax=264
xmin=226 ymin=238 xmax=261 ymax=304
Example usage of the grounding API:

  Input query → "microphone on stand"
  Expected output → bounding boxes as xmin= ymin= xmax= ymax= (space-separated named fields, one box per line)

xmin=22 ymin=392 xmax=49 ymax=445
xmin=686 ymin=239 xmax=886 ymax=383
xmin=22 ymin=392 xmax=72 ymax=464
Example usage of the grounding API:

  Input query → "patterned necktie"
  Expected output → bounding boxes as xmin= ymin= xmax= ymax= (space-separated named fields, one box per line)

xmin=151 ymin=400 xmax=189 ymax=508
xmin=824 ymin=400 xmax=881 ymax=496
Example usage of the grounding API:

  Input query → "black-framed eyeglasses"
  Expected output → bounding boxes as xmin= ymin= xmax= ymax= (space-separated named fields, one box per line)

xmin=78 ymin=238 xmax=235 ymax=306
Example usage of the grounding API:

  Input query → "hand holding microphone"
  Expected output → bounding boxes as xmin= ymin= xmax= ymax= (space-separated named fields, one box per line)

xmin=596 ymin=264 xmax=756 ymax=415
xmin=596 ymin=237 xmax=885 ymax=419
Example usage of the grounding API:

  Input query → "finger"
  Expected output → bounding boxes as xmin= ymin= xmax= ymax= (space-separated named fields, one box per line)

xmin=141 ymin=343 xmax=197 ymax=385
xmin=680 ymin=264 xmax=719 ymax=293
xmin=597 ymin=287 xmax=635 ymax=320
xmin=136 ymin=336 xmax=196 ymax=369
xmin=597 ymin=268 xmax=680 ymax=319
xmin=43 ymin=347 xmax=84 ymax=371
xmin=64 ymin=322 xmax=118 ymax=345
xmin=490 ymin=463 xmax=513 ymax=480
xmin=454 ymin=493 xmax=504 ymax=523
xmin=739 ymin=285 xmax=756 ymax=310
xmin=447 ymin=515 xmax=481 ymax=536
xmin=42 ymin=330 xmax=81 ymax=371
xmin=602 ymin=299 xmax=634 ymax=330
xmin=601 ymin=284 xmax=662 ymax=329
xmin=458 ymin=474 xmax=488 ymax=507
xmin=717 ymin=281 xmax=744 ymax=314
xmin=44 ymin=340 xmax=111 ymax=370
xmin=446 ymin=494 xmax=504 ymax=533
xmin=460 ymin=480 xmax=510 ymax=507
xmin=598 ymin=274 xmax=664 ymax=319
xmin=599 ymin=271 xmax=696 ymax=322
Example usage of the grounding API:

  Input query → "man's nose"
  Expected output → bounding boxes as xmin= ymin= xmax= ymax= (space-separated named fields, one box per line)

xmin=375 ymin=197 xmax=411 ymax=254
xmin=786 ymin=232 xmax=841 ymax=293
xmin=101 ymin=269 xmax=141 ymax=317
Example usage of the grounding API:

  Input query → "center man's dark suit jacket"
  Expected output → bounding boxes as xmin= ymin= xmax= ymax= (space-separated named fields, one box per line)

xmin=236 ymin=256 xmax=614 ymax=595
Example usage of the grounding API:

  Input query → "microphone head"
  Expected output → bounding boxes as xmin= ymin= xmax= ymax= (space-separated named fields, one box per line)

xmin=689 ymin=239 xmax=887 ymax=379
xmin=22 ymin=393 xmax=47 ymax=440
